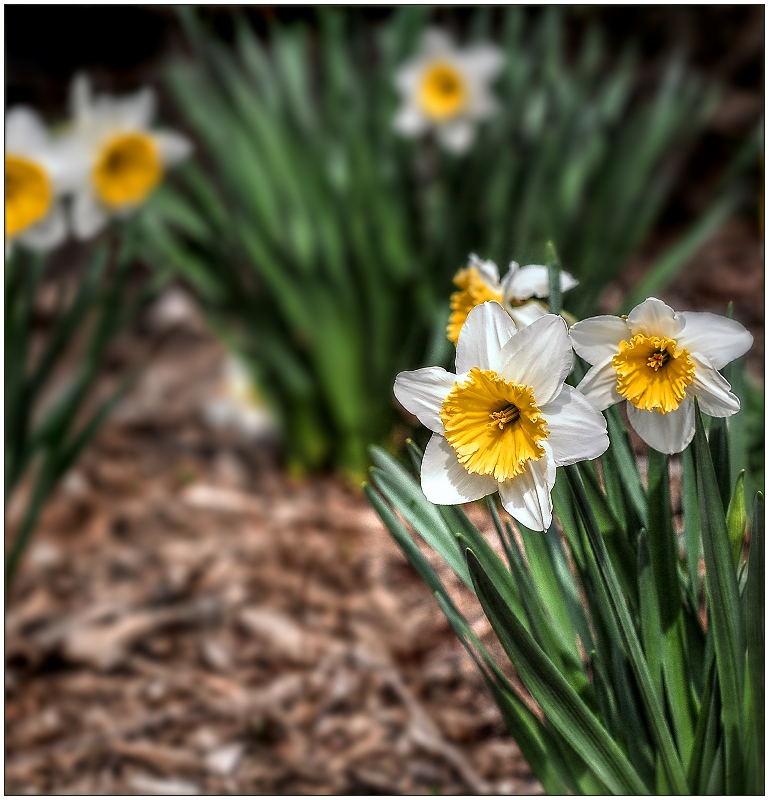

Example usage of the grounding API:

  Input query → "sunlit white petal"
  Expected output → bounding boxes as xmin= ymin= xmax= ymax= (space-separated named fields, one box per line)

xmin=154 ymin=130 xmax=194 ymax=167
xmin=393 ymin=367 xmax=456 ymax=434
xmin=17 ymin=204 xmax=67 ymax=250
xmin=688 ymin=353 xmax=740 ymax=417
xmin=569 ymin=315 xmax=630 ymax=363
xmin=437 ymin=119 xmax=476 ymax=154
xmin=71 ymin=188 xmax=108 ymax=240
xmin=575 ymin=357 xmax=622 ymax=411
xmin=393 ymin=103 xmax=428 ymax=136
xmin=421 ymin=433 xmax=498 ymax=505
xmin=677 ymin=311 xmax=754 ymax=370
xmin=507 ymin=300 xmax=549 ymax=328
xmin=455 ymin=301 xmax=517 ymax=374
xmin=627 ymin=297 xmax=682 ymax=339
xmin=542 ymin=385 xmax=610 ymax=466
xmin=627 ymin=399 xmax=695 ymax=455
xmin=468 ymin=253 xmax=500 ymax=285
xmin=498 ymin=444 xmax=556 ymax=531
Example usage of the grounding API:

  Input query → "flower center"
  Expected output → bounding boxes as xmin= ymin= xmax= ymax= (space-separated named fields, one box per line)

xmin=5 ymin=155 xmax=53 ymax=238
xmin=440 ymin=367 xmax=549 ymax=482
xmin=418 ymin=62 xmax=468 ymax=120
xmin=447 ymin=267 xmax=502 ymax=344
xmin=612 ymin=334 xmax=695 ymax=414
xmin=92 ymin=132 xmax=162 ymax=208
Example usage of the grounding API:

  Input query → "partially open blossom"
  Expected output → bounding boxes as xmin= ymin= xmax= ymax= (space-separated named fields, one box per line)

xmin=393 ymin=29 xmax=504 ymax=154
xmin=448 ymin=254 xmax=578 ymax=344
xmin=63 ymin=74 xmax=193 ymax=239
xmin=5 ymin=108 xmax=81 ymax=254
xmin=395 ymin=301 xmax=608 ymax=530
xmin=570 ymin=297 xmax=753 ymax=454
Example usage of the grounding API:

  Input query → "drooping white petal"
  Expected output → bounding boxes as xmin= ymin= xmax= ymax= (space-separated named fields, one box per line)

xmin=677 ymin=311 xmax=754 ymax=370
xmin=437 ymin=119 xmax=476 ymax=154
xmin=542 ymin=385 xmax=609 ymax=466
xmin=154 ymin=130 xmax=193 ymax=167
xmin=498 ymin=314 xmax=573 ymax=406
xmin=502 ymin=264 xmax=578 ymax=301
xmin=575 ymin=357 xmax=622 ymax=411
xmin=627 ymin=398 xmax=695 ymax=454
xmin=627 ymin=297 xmax=683 ymax=339
xmin=393 ymin=367 xmax=456 ymax=434
xmin=5 ymin=107 xmax=49 ymax=152
xmin=507 ymin=300 xmax=549 ymax=329
xmin=688 ymin=353 xmax=740 ymax=417
xmin=498 ymin=444 xmax=556 ymax=531
xmin=569 ymin=315 xmax=629 ymax=364
xmin=455 ymin=301 xmax=517 ymax=375
xmin=421 ymin=433 xmax=498 ymax=505
xmin=71 ymin=188 xmax=108 ymax=240
xmin=117 ymin=86 xmax=157 ymax=130
xmin=468 ymin=253 xmax=500 ymax=286
xmin=17 ymin=204 xmax=67 ymax=251
xmin=393 ymin=103 xmax=428 ymax=136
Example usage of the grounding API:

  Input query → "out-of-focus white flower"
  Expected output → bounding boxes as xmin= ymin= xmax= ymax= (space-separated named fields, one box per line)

xmin=203 ymin=357 xmax=278 ymax=441
xmin=570 ymin=297 xmax=754 ymax=454
xmin=447 ymin=253 xmax=578 ymax=344
xmin=393 ymin=29 xmax=504 ymax=154
xmin=63 ymin=74 xmax=193 ymax=239
xmin=5 ymin=107 xmax=81 ymax=254
xmin=395 ymin=301 xmax=608 ymax=531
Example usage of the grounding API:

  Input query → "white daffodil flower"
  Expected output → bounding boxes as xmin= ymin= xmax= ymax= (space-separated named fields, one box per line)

xmin=447 ymin=253 xmax=578 ymax=344
xmin=63 ymin=74 xmax=193 ymax=240
xmin=393 ymin=29 xmax=504 ymax=154
xmin=5 ymin=107 xmax=82 ymax=254
xmin=570 ymin=297 xmax=753 ymax=454
xmin=395 ymin=301 xmax=609 ymax=531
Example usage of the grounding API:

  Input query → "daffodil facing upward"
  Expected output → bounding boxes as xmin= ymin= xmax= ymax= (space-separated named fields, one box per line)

xmin=570 ymin=297 xmax=753 ymax=454
xmin=5 ymin=108 xmax=82 ymax=254
xmin=447 ymin=254 xmax=578 ymax=344
xmin=395 ymin=301 xmax=609 ymax=530
xmin=393 ymin=29 xmax=504 ymax=154
xmin=63 ymin=75 xmax=193 ymax=239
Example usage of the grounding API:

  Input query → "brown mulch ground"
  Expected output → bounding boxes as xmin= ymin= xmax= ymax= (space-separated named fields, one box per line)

xmin=5 ymin=221 xmax=763 ymax=795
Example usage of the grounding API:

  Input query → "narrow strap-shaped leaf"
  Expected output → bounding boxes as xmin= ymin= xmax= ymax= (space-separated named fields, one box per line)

xmin=681 ymin=443 xmax=702 ymax=611
xmin=467 ymin=548 xmax=650 ymax=795
xmin=745 ymin=493 xmax=764 ymax=794
xmin=565 ymin=465 xmax=690 ymax=793
xmin=691 ymin=402 xmax=746 ymax=792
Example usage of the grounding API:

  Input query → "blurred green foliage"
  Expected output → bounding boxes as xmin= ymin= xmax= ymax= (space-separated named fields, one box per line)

xmin=143 ymin=6 xmax=760 ymax=479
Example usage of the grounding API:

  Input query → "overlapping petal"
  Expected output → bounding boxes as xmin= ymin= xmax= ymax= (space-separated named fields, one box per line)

xmin=677 ymin=311 xmax=754 ymax=370
xmin=498 ymin=445 xmax=556 ymax=531
xmin=688 ymin=353 xmax=740 ymax=417
xmin=393 ymin=367 xmax=456 ymax=433
xmin=627 ymin=297 xmax=682 ymax=339
xmin=627 ymin=399 xmax=695 ymax=455
xmin=576 ymin=357 xmax=622 ymax=411
xmin=421 ymin=434 xmax=499 ymax=505
xmin=569 ymin=315 xmax=630 ymax=363
xmin=455 ymin=301 xmax=517 ymax=374
xmin=542 ymin=385 xmax=609 ymax=465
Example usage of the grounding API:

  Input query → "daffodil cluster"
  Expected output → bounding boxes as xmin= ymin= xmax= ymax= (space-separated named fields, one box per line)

xmin=395 ymin=296 xmax=752 ymax=531
xmin=5 ymin=74 xmax=192 ymax=255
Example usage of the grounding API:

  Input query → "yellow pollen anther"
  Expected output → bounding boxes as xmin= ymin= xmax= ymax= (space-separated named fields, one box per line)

xmin=440 ymin=367 xmax=548 ymax=482
xmin=418 ymin=62 xmax=468 ymax=120
xmin=93 ymin=131 xmax=162 ymax=208
xmin=447 ymin=266 xmax=502 ymax=344
xmin=613 ymin=334 xmax=695 ymax=414
xmin=5 ymin=155 xmax=53 ymax=237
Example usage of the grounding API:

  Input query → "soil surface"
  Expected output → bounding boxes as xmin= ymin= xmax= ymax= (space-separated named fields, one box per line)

xmin=5 ymin=221 xmax=763 ymax=795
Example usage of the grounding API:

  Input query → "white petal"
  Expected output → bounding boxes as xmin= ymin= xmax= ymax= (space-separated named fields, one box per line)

xmin=117 ymin=86 xmax=157 ymax=130
xmin=393 ymin=367 xmax=456 ymax=434
xmin=5 ymin=107 xmax=48 ymax=152
xmin=542 ymin=385 xmax=609 ymax=466
xmin=677 ymin=311 xmax=754 ymax=370
xmin=575 ymin=357 xmax=622 ymax=411
xmin=507 ymin=300 xmax=549 ymax=328
xmin=498 ymin=444 xmax=556 ymax=532
xmin=69 ymin=72 xmax=93 ymax=122
xmin=569 ymin=315 xmax=629 ymax=364
xmin=71 ymin=188 xmax=108 ymax=240
xmin=437 ymin=119 xmax=476 ymax=154
xmin=498 ymin=314 xmax=573 ymax=406
xmin=394 ymin=61 xmax=424 ymax=95
xmin=627 ymin=398 xmax=695 ymax=454
xmin=16 ymin=204 xmax=67 ymax=251
xmin=465 ymin=86 xmax=498 ymax=119
xmin=502 ymin=264 xmax=577 ymax=302
xmin=154 ymin=130 xmax=193 ymax=167
xmin=421 ymin=433 xmax=498 ymax=505
xmin=421 ymin=28 xmax=456 ymax=58
xmin=627 ymin=297 xmax=683 ymax=339
xmin=455 ymin=301 xmax=517 ymax=374
xmin=457 ymin=44 xmax=505 ymax=81
xmin=393 ymin=103 xmax=428 ymax=137
xmin=689 ymin=353 xmax=740 ymax=417
xmin=468 ymin=253 xmax=500 ymax=285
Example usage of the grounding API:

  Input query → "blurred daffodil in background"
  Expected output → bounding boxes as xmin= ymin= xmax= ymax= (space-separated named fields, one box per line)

xmin=393 ymin=28 xmax=504 ymax=153
xmin=571 ymin=297 xmax=753 ymax=453
xmin=64 ymin=74 xmax=192 ymax=239
xmin=448 ymin=253 xmax=578 ymax=344
xmin=5 ymin=107 xmax=81 ymax=254
xmin=394 ymin=302 xmax=609 ymax=530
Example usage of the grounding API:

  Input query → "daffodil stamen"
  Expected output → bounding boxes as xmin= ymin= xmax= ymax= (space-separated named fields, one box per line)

xmin=93 ymin=131 xmax=162 ymax=208
xmin=440 ymin=367 xmax=549 ymax=482
xmin=418 ymin=62 xmax=468 ymax=120
xmin=612 ymin=334 xmax=695 ymax=414
xmin=5 ymin=155 xmax=52 ymax=237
